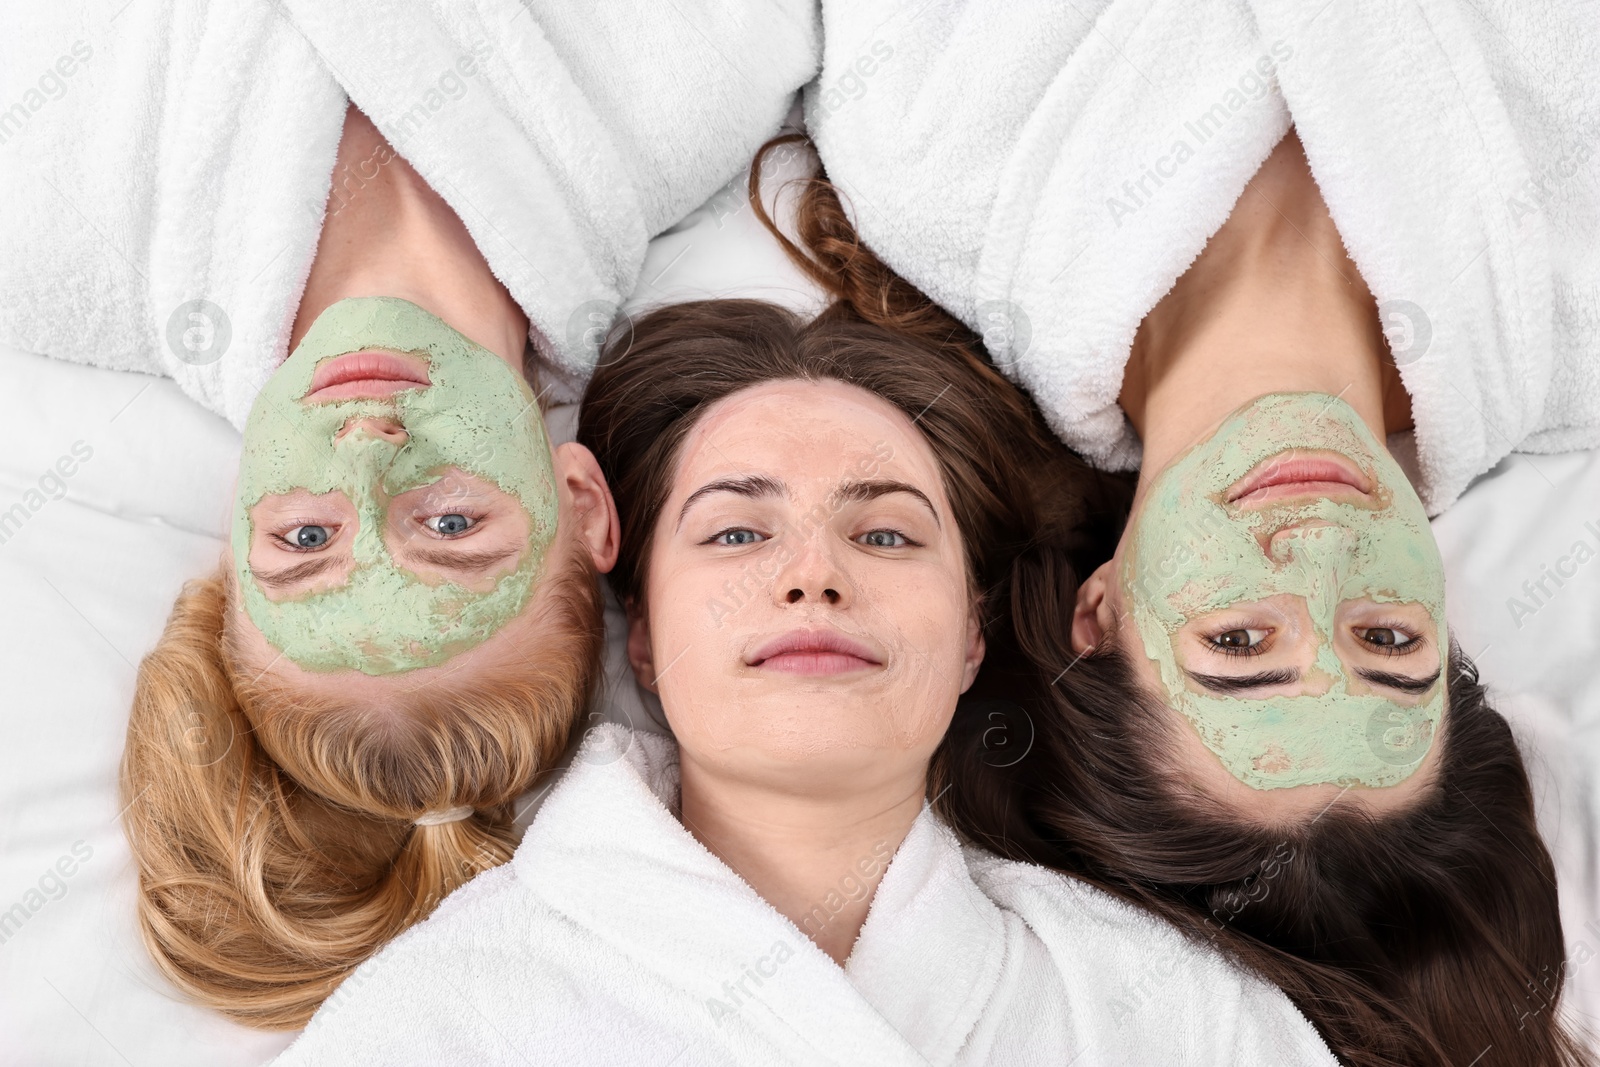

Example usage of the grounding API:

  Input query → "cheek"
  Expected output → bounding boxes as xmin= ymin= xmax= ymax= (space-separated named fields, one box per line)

xmin=862 ymin=567 xmax=971 ymax=747
xmin=644 ymin=555 xmax=749 ymax=745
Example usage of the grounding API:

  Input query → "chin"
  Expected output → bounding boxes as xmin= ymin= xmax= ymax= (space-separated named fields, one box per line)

xmin=697 ymin=702 xmax=912 ymax=757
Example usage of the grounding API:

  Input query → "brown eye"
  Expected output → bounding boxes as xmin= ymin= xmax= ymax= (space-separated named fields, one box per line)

xmin=1208 ymin=628 xmax=1269 ymax=655
xmin=1356 ymin=627 xmax=1419 ymax=652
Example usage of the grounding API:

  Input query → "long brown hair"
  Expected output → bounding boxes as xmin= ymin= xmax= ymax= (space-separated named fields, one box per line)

xmin=751 ymin=135 xmax=1590 ymax=1066
xmin=120 ymin=550 xmax=602 ymax=1029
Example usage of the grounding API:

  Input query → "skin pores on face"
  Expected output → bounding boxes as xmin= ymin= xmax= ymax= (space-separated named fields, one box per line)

xmin=232 ymin=297 xmax=559 ymax=675
xmin=1120 ymin=392 xmax=1447 ymax=790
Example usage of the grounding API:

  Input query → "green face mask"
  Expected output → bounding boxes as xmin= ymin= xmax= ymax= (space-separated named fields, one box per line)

xmin=1120 ymin=393 xmax=1447 ymax=790
xmin=232 ymin=297 xmax=559 ymax=675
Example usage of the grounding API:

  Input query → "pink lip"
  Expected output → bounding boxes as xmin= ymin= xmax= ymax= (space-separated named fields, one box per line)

xmin=747 ymin=629 xmax=883 ymax=676
xmin=1225 ymin=450 xmax=1372 ymax=507
xmin=305 ymin=350 xmax=431 ymax=402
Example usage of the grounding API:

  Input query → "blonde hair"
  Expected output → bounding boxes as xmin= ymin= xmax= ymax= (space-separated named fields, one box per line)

xmin=119 ymin=552 xmax=602 ymax=1029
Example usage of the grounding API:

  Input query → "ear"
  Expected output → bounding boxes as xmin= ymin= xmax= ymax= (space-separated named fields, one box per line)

xmin=1071 ymin=560 xmax=1118 ymax=655
xmin=958 ymin=599 xmax=987 ymax=693
xmin=552 ymin=442 xmax=619 ymax=574
xmin=625 ymin=598 xmax=658 ymax=695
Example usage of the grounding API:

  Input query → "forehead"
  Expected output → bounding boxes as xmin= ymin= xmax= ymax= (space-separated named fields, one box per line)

xmin=675 ymin=379 xmax=945 ymax=495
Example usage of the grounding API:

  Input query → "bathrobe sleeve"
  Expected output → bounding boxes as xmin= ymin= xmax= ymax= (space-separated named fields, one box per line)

xmin=808 ymin=0 xmax=1600 ymax=514
xmin=0 ymin=0 xmax=820 ymax=427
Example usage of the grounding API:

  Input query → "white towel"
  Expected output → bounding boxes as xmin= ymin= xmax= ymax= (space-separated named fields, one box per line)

xmin=0 ymin=0 xmax=819 ymax=427
xmin=271 ymin=725 xmax=1337 ymax=1066
xmin=808 ymin=0 xmax=1600 ymax=514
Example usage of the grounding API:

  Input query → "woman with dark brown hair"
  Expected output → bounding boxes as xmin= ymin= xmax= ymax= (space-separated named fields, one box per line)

xmin=269 ymin=296 xmax=1339 ymax=1065
xmin=750 ymin=130 xmax=1591 ymax=1067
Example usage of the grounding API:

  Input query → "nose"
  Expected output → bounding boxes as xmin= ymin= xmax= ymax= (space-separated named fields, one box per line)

xmin=1267 ymin=521 xmax=1354 ymax=565
xmin=787 ymin=585 xmax=842 ymax=605
xmin=334 ymin=416 xmax=409 ymax=446
xmin=774 ymin=533 xmax=851 ymax=608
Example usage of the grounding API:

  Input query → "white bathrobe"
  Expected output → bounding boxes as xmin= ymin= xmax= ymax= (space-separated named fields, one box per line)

xmin=0 ymin=0 xmax=818 ymax=425
xmin=808 ymin=0 xmax=1600 ymax=514
xmin=271 ymin=725 xmax=1337 ymax=1066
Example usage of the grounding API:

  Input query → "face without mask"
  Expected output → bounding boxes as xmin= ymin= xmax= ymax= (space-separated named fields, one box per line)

xmin=232 ymin=297 xmax=559 ymax=675
xmin=1120 ymin=393 xmax=1447 ymax=790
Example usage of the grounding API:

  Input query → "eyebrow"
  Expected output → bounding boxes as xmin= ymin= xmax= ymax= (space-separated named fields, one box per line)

xmin=674 ymin=475 xmax=939 ymax=530
xmin=252 ymin=544 xmax=519 ymax=590
xmin=676 ymin=475 xmax=786 ymax=531
xmin=1184 ymin=668 xmax=1299 ymax=694
xmin=252 ymin=557 xmax=341 ymax=589
xmin=829 ymin=479 xmax=941 ymax=527
xmin=402 ymin=544 xmax=523 ymax=572
xmin=1356 ymin=667 xmax=1443 ymax=695
xmin=1183 ymin=666 xmax=1444 ymax=696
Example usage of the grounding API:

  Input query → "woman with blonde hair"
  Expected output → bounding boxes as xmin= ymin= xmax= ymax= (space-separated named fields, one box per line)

xmin=119 ymin=105 xmax=618 ymax=1028
xmin=93 ymin=0 xmax=820 ymax=1024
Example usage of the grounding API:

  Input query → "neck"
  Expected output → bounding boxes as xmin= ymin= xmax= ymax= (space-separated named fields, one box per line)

xmin=289 ymin=105 xmax=528 ymax=369
xmin=676 ymin=752 xmax=926 ymax=966
xmin=1119 ymin=130 xmax=1409 ymax=504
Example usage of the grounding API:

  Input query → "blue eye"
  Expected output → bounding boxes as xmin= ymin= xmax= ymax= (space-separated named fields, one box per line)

xmin=284 ymin=525 xmax=330 ymax=549
xmin=713 ymin=529 xmax=764 ymax=546
xmin=425 ymin=514 xmax=475 ymax=537
xmin=858 ymin=529 xmax=908 ymax=548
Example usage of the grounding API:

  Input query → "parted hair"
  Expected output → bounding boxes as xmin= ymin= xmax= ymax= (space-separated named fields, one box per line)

xmin=120 ymin=548 xmax=602 ymax=1029
xmin=749 ymin=133 xmax=1590 ymax=1067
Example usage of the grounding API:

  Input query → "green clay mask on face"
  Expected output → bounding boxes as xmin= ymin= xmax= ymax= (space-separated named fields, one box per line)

xmin=232 ymin=297 xmax=559 ymax=675
xmin=1120 ymin=392 xmax=1447 ymax=790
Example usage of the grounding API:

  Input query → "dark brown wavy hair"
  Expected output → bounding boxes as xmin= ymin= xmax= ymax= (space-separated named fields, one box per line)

xmin=748 ymin=133 xmax=1591 ymax=1067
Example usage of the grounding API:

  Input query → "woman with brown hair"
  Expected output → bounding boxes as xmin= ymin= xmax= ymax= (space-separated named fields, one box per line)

xmin=267 ymin=297 xmax=1338 ymax=1065
xmin=751 ymin=127 xmax=1591 ymax=1066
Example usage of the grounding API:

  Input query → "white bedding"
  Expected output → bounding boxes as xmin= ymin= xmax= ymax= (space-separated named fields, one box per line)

xmin=1 ymin=161 xmax=1596 ymax=1063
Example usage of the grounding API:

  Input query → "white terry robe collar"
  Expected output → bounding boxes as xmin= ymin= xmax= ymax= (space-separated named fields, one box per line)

xmin=515 ymin=725 xmax=1012 ymax=1066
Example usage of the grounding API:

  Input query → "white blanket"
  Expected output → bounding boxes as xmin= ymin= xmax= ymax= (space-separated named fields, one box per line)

xmin=0 ymin=0 xmax=819 ymax=424
xmin=271 ymin=725 xmax=1336 ymax=1066
xmin=807 ymin=0 xmax=1600 ymax=514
